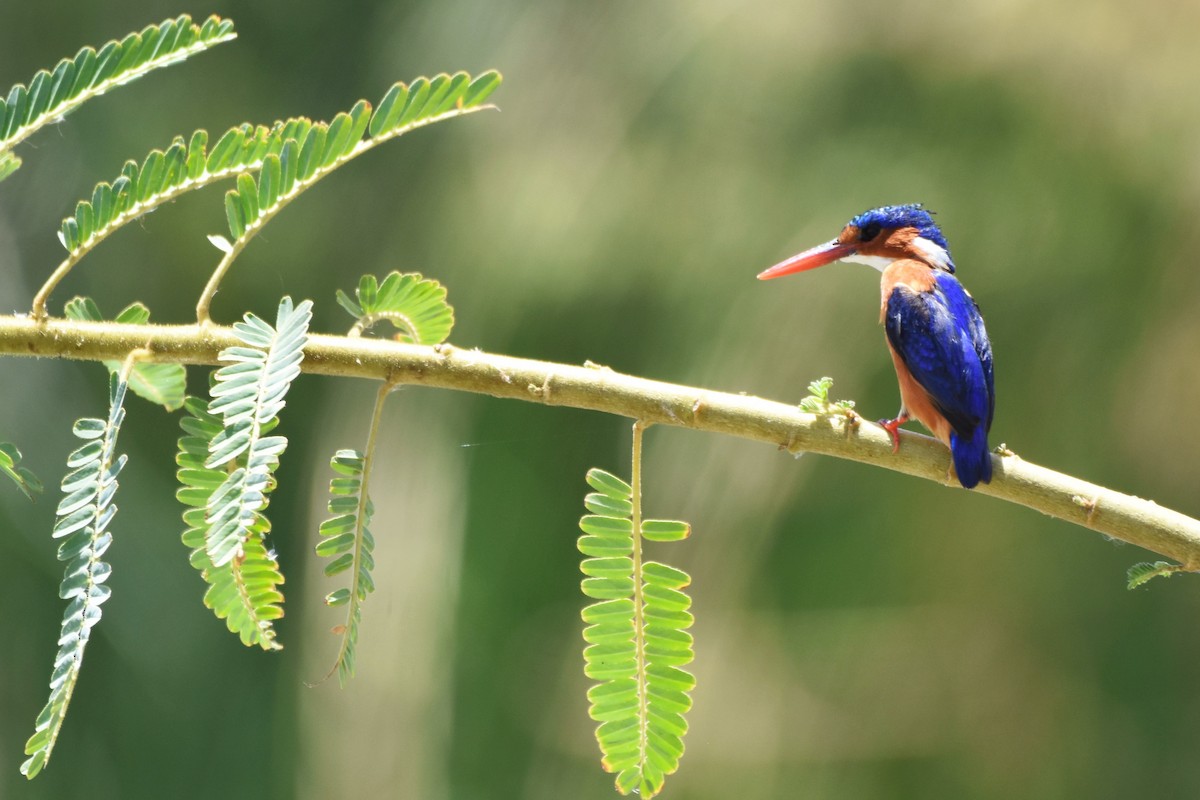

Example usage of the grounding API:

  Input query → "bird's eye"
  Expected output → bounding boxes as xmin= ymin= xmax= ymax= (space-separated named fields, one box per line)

xmin=859 ymin=222 xmax=882 ymax=241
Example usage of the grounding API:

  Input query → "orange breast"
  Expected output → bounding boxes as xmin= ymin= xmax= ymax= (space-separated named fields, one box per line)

xmin=878 ymin=259 xmax=938 ymax=322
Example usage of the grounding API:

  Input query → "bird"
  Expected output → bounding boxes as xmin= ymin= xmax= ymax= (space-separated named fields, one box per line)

xmin=757 ymin=204 xmax=995 ymax=488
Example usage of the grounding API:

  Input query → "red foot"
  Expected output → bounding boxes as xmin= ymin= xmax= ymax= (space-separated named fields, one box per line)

xmin=877 ymin=415 xmax=909 ymax=453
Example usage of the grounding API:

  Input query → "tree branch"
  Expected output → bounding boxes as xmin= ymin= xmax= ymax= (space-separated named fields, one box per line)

xmin=2 ymin=313 xmax=1197 ymax=567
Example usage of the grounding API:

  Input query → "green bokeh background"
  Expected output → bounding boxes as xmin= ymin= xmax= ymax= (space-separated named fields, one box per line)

xmin=1 ymin=2 xmax=1199 ymax=798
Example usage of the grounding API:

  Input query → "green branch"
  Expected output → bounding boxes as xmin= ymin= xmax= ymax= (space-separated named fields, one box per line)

xmin=1 ymin=313 xmax=1198 ymax=566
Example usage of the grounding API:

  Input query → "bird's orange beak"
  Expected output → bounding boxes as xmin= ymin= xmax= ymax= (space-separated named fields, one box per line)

xmin=757 ymin=240 xmax=857 ymax=280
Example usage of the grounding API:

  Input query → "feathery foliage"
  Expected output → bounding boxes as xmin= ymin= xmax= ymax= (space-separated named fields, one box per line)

xmin=0 ymin=440 xmax=42 ymax=498
xmin=313 ymin=271 xmax=455 ymax=685
xmin=337 ymin=271 xmax=455 ymax=342
xmin=21 ymin=373 xmax=130 ymax=778
xmin=315 ymin=449 xmax=378 ymax=685
xmin=63 ymin=297 xmax=186 ymax=410
xmin=0 ymin=15 xmax=235 ymax=181
xmin=57 ymin=120 xmax=314 ymax=256
xmin=176 ymin=397 xmax=284 ymax=649
xmin=35 ymin=119 xmax=316 ymax=317
xmin=196 ymin=70 xmax=501 ymax=322
xmin=204 ymin=297 xmax=312 ymax=566
xmin=1127 ymin=561 xmax=1185 ymax=589
xmin=798 ymin=375 xmax=856 ymax=414
xmin=578 ymin=447 xmax=695 ymax=797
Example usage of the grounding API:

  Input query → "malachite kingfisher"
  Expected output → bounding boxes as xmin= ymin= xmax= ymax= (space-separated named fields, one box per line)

xmin=758 ymin=204 xmax=995 ymax=488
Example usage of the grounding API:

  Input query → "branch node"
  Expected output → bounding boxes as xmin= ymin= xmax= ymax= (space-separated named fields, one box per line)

xmin=584 ymin=360 xmax=612 ymax=371
xmin=529 ymin=371 xmax=555 ymax=402
xmin=1072 ymin=493 xmax=1101 ymax=524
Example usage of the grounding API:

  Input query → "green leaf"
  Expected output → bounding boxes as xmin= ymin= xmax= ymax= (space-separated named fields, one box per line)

xmin=194 ymin=71 xmax=500 ymax=319
xmin=175 ymin=396 xmax=284 ymax=650
xmin=22 ymin=374 xmax=129 ymax=779
xmin=798 ymin=375 xmax=856 ymax=414
xmin=63 ymin=297 xmax=186 ymax=410
xmin=340 ymin=272 xmax=455 ymax=343
xmin=0 ymin=440 xmax=42 ymax=497
xmin=314 ymin=442 xmax=380 ymax=686
xmin=577 ymin=456 xmax=694 ymax=797
xmin=0 ymin=148 xmax=22 ymax=183
xmin=0 ymin=15 xmax=237 ymax=174
xmin=369 ymin=82 xmax=410 ymax=137
xmin=205 ymin=297 xmax=312 ymax=566
xmin=641 ymin=519 xmax=690 ymax=542
xmin=1127 ymin=561 xmax=1183 ymax=589
xmin=586 ymin=468 xmax=632 ymax=500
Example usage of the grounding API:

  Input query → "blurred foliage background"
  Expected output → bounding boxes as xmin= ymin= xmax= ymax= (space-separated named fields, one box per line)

xmin=1 ymin=2 xmax=1199 ymax=798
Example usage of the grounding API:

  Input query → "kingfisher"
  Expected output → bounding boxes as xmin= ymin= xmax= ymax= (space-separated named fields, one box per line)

xmin=758 ymin=204 xmax=995 ymax=488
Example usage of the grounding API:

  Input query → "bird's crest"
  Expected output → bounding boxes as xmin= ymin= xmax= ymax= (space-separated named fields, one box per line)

xmin=849 ymin=204 xmax=950 ymax=253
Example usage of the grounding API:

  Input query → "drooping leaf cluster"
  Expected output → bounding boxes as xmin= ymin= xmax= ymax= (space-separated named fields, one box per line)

xmin=204 ymin=298 xmax=312 ymax=567
xmin=21 ymin=374 xmax=130 ymax=778
xmin=176 ymin=397 xmax=284 ymax=649
xmin=578 ymin=465 xmax=695 ymax=798
xmin=8 ymin=13 xmax=504 ymax=777
xmin=0 ymin=15 xmax=235 ymax=183
xmin=313 ymin=277 xmax=455 ymax=684
xmin=315 ymin=450 xmax=377 ymax=685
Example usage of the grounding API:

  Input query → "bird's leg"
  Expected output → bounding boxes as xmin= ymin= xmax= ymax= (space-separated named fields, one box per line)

xmin=877 ymin=408 xmax=909 ymax=453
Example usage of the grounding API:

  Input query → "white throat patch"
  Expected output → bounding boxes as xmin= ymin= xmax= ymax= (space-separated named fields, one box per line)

xmin=842 ymin=253 xmax=893 ymax=272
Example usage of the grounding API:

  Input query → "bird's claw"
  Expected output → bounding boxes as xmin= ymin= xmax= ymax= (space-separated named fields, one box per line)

xmin=877 ymin=416 xmax=907 ymax=453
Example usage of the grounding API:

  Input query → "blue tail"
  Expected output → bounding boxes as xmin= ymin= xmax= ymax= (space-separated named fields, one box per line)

xmin=950 ymin=425 xmax=992 ymax=489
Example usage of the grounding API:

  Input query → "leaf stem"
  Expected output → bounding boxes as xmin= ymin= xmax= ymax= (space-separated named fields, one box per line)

xmin=629 ymin=420 xmax=649 ymax=773
xmin=328 ymin=378 xmax=392 ymax=682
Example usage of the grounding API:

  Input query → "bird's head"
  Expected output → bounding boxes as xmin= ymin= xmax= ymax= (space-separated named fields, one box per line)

xmin=758 ymin=204 xmax=955 ymax=280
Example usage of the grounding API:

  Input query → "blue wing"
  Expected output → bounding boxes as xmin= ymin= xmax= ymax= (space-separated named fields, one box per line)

xmin=884 ymin=272 xmax=993 ymax=437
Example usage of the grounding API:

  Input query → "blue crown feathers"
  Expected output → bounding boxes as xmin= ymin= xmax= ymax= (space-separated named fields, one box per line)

xmin=849 ymin=204 xmax=950 ymax=253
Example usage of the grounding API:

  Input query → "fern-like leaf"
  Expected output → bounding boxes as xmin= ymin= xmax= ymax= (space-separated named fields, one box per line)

xmin=1127 ymin=561 xmax=1184 ymax=589
xmin=56 ymin=119 xmax=313 ymax=256
xmin=0 ymin=15 xmax=236 ymax=178
xmin=204 ymin=297 xmax=311 ymax=566
xmin=0 ymin=440 xmax=42 ymax=498
xmin=34 ymin=119 xmax=315 ymax=317
xmin=176 ymin=397 xmax=284 ymax=649
xmin=315 ymin=449 xmax=377 ymax=685
xmin=312 ymin=377 xmax=393 ymax=685
xmin=337 ymin=271 xmax=455 ymax=342
xmin=63 ymin=297 xmax=186 ymax=410
xmin=798 ymin=375 xmax=856 ymax=414
xmin=579 ymin=461 xmax=695 ymax=798
xmin=196 ymin=71 xmax=501 ymax=322
xmin=22 ymin=373 xmax=130 ymax=778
